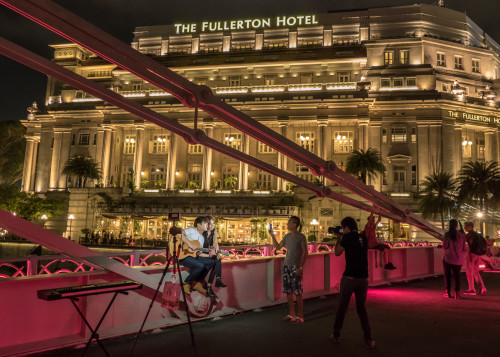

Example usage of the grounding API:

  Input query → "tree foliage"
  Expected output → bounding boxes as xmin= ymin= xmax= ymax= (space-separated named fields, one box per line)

xmin=62 ymin=154 xmax=102 ymax=188
xmin=345 ymin=148 xmax=385 ymax=184
xmin=418 ymin=172 xmax=457 ymax=229
xmin=0 ymin=121 xmax=26 ymax=185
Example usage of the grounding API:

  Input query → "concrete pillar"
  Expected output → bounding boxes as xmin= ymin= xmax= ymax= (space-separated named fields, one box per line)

xmin=317 ymin=118 xmax=328 ymax=160
xmin=101 ymin=127 xmax=113 ymax=186
xmin=277 ymin=119 xmax=288 ymax=191
xmin=454 ymin=124 xmax=463 ymax=174
xmin=484 ymin=130 xmax=496 ymax=162
xmin=133 ymin=124 xmax=145 ymax=189
xmin=29 ymin=140 xmax=39 ymax=192
xmin=167 ymin=134 xmax=178 ymax=190
xmin=35 ymin=128 xmax=53 ymax=193
xmin=238 ymin=133 xmax=250 ymax=190
xmin=368 ymin=122 xmax=381 ymax=189
xmin=49 ymin=131 xmax=63 ymax=190
xmin=202 ymin=122 xmax=214 ymax=190
xmin=57 ymin=130 xmax=72 ymax=189
xmin=22 ymin=138 xmax=36 ymax=192
xmin=442 ymin=122 xmax=457 ymax=175
xmin=358 ymin=118 xmax=369 ymax=151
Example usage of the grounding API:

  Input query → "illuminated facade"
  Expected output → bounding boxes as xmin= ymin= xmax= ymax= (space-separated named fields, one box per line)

xmin=21 ymin=4 xmax=500 ymax=242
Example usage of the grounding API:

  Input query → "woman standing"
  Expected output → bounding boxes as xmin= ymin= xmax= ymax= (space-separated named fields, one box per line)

xmin=442 ymin=219 xmax=467 ymax=299
xmin=268 ymin=216 xmax=308 ymax=323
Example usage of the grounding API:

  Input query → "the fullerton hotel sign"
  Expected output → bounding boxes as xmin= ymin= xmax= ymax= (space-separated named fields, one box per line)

xmin=447 ymin=110 xmax=500 ymax=126
xmin=174 ymin=15 xmax=319 ymax=34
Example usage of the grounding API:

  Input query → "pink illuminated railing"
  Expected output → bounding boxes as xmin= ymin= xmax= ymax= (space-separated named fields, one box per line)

xmin=0 ymin=242 xmax=439 ymax=278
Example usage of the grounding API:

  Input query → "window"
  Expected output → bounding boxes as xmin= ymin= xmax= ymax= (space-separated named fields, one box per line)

xmin=257 ymin=170 xmax=272 ymax=190
xmin=472 ymin=59 xmax=480 ymax=73
xmin=333 ymin=131 xmax=353 ymax=153
xmin=437 ymin=52 xmax=446 ymax=67
xmin=462 ymin=136 xmax=472 ymax=158
xmin=223 ymin=133 xmax=242 ymax=150
xmin=384 ymin=51 xmax=394 ymax=65
xmin=150 ymin=166 xmax=166 ymax=187
xmin=188 ymin=144 xmax=203 ymax=154
xmin=411 ymin=165 xmax=417 ymax=185
xmin=229 ymin=76 xmax=241 ymax=87
xmin=320 ymin=208 xmax=334 ymax=216
xmin=399 ymin=50 xmax=409 ymax=64
xmin=406 ymin=77 xmax=416 ymax=87
xmin=476 ymin=138 xmax=485 ymax=159
xmin=393 ymin=78 xmax=404 ymax=87
xmin=454 ymin=56 xmax=464 ymax=70
xmin=79 ymin=133 xmax=90 ymax=145
xmin=381 ymin=78 xmax=391 ymax=88
xmin=152 ymin=135 xmax=168 ymax=154
xmin=264 ymin=75 xmax=276 ymax=86
xmin=258 ymin=142 xmax=276 ymax=154
xmin=442 ymin=83 xmax=449 ymax=92
xmin=393 ymin=165 xmax=406 ymax=192
xmin=188 ymin=163 xmax=202 ymax=187
xmin=300 ymin=73 xmax=313 ymax=84
xmin=410 ymin=128 xmax=417 ymax=143
xmin=295 ymin=164 xmax=313 ymax=182
xmin=124 ymin=136 xmax=136 ymax=154
xmin=71 ymin=134 xmax=75 ymax=145
xmin=132 ymin=82 xmax=142 ymax=91
xmin=382 ymin=129 xmax=387 ymax=143
xmin=391 ymin=128 xmax=407 ymax=142
xmin=337 ymin=72 xmax=351 ymax=82
xmin=194 ymin=77 xmax=207 ymax=85
xmin=296 ymin=132 xmax=315 ymax=153
xmin=121 ymin=166 xmax=133 ymax=188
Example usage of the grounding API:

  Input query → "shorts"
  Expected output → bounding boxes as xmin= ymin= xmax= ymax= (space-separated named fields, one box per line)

xmin=282 ymin=265 xmax=303 ymax=295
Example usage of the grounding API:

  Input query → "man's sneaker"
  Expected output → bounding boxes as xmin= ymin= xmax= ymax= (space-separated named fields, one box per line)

xmin=182 ymin=283 xmax=191 ymax=295
xmin=384 ymin=263 xmax=397 ymax=270
xmin=192 ymin=282 xmax=207 ymax=294
xmin=464 ymin=289 xmax=476 ymax=296
xmin=330 ymin=334 xmax=340 ymax=343
xmin=365 ymin=340 xmax=376 ymax=349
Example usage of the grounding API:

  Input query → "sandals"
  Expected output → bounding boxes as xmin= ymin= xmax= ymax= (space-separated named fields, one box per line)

xmin=282 ymin=315 xmax=294 ymax=321
xmin=292 ymin=317 xmax=304 ymax=324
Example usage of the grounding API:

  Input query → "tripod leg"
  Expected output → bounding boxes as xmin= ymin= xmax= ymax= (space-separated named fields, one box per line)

xmin=175 ymin=256 xmax=198 ymax=354
xmin=129 ymin=258 xmax=172 ymax=356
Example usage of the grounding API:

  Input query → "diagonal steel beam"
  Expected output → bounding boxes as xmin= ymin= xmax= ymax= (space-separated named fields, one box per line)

xmin=0 ymin=0 xmax=443 ymax=239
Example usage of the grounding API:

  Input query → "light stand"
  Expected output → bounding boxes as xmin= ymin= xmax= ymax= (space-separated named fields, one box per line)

xmin=129 ymin=226 xmax=197 ymax=356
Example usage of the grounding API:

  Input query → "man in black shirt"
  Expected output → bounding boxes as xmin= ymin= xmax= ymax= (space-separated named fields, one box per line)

xmin=331 ymin=216 xmax=375 ymax=349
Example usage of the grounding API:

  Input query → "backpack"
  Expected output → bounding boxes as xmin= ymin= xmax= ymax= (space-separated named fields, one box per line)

xmin=469 ymin=231 xmax=487 ymax=256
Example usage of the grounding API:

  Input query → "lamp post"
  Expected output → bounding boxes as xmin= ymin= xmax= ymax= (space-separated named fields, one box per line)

xmin=40 ymin=214 xmax=47 ymax=228
xmin=310 ymin=218 xmax=319 ymax=242
xmin=476 ymin=212 xmax=485 ymax=235
xmin=68 ymin=214 xmax=75 ymax=241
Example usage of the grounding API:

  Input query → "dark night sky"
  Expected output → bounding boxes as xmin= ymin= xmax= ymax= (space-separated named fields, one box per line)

xmin=0 ymin=0 xmax=498 ymax=122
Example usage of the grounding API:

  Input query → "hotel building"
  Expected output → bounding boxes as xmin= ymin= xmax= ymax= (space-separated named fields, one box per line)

xmin=21 ymin=4 xmax=500 ymax=242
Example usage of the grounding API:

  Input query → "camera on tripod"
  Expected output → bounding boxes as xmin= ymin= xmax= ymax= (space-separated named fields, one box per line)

xmin=328 ymin=226 xmax=343 ymax=235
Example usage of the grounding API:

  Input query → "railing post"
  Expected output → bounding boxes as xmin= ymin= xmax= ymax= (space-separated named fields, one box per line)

xmin=27 ymin=256 xmax=38 ymax=276
xmin=130 ymin=250 xmax=141 ymax=266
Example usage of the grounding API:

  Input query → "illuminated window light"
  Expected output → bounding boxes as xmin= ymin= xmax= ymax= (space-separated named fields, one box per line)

xmin=251 ymin=87 xmax=285 ymax=93
xmin=144 ymin=189 xmax=160 ymax=193
xmin=130 ymin=138 xmax=135 ymax=143
xmin=253 ymin=190 xmax=270 ymax=194
xmin=289 ymin=85 xmax=322 ymax=91
xmin=216 ymin=88 xmax=248 ymax=94
xmin=149 ymin=91 xmax=172 ymax=96
xmin=179 ymin=189 xmax=195 ymax=193
xmin=215 ymin=190 xmax=232 ymax=194
xmin=390 ymin=193 xmax=410 ymax=197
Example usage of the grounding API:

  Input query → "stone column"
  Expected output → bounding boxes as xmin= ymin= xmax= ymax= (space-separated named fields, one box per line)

xmin=49 ymin=130 xmax=63 ymax=190
xmin=484 ymin=130 xmax=496 ymax=162
xmin=368 ymin=122 xmax=381 ymax=189
xmin=201 ymin=122 xmax=214 ymax=190
xmin=29 ymin=140 xmax=39 ymax=192
xmin=22 ymin=138 xmax=36 ymax=192
xmin=317 ymin=118 xmax=328 ymax=160
xmin=357 ymin=118 xmax=369 ymax=151
xmin=277 ymin=119 xmax=288 ymax=191
xmin=454 ymin=124 xmax=463 ymax=174
xmin=238 ymin=133 xmax=250 ymax=191
xmin=101 ymin=127 xmax=113 ymax=186
xmin=35 ymin=128 xmax=53 ymax=193
xmin=167 ymin=134 xmax=178 ymax=190
xmin=133 ymin=124 xmax=145 ymax=189
xmin=442 ymin=122 xmax=457 ymax=175
xmin=57 ymin=130 xmax=72 ymax=189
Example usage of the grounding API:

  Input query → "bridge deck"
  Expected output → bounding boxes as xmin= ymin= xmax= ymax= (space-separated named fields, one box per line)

xmin=36 ymin=272 xmax=500 ymax=357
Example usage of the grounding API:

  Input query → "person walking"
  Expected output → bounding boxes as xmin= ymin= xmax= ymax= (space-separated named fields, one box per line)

xmin=442 ymin=219 xmax=467 ymax=299
xmin=268 ymin=216 xmax=308 ymax=323
xmin=463 ymin=222 xmax=487 ymax=296
xmin=332 ymin=216 xmax=375 ymax=349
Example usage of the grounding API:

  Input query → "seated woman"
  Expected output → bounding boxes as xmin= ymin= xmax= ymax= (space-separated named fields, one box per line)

xmin=202 ymin=216 xmax=227 ymax=297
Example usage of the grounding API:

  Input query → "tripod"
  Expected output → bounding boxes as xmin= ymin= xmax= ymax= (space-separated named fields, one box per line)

xmin=130 ymin=227 xmax=198 ymax=356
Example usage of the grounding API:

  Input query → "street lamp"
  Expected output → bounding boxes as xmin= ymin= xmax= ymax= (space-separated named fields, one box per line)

xmin=476 ymin=212 xmax=485 ymax=234
xmin=41 ymin=214 xmax=48 ymax=228
xmin=68 ymin=214 xmax=75 ymax=241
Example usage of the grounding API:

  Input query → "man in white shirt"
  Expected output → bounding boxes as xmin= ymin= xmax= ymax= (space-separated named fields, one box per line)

xmin=180 ymin=216 xmax=216 ymax=295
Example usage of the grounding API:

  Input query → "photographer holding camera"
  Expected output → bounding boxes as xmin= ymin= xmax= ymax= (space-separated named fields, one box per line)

xmin=331 ymin=216 xmax=375 ymax=349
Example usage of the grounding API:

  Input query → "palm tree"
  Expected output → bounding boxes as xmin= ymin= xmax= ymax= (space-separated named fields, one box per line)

xmin=456 ymin=160 xmax=500 ymax=214
xmin=418 ymin=172 xmax=457 ymax=229
xmin=345 ymin=148 xmax=385 ymax=184
xmin=62 ymin=155 xmax=102 ymax=188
